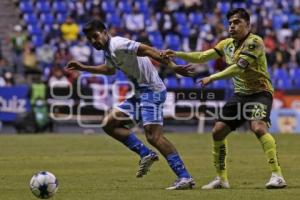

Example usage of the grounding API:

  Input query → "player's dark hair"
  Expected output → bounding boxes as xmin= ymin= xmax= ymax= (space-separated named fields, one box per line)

xmin=227 ymin=8 xmax=250 ymax=22
xmin=82 ymin=19 xmax=107 ymax=35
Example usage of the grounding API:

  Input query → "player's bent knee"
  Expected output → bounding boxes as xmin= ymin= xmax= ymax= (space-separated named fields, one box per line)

xmin=145 ymin=132 xmax=161 ymax=145
xmin=102 ymin=118 xmax=117 ymax=135
xmin=212 ymin=122 xmax=231 ymax=141
xmin=251 ymin=125 xmax=267 ymax=136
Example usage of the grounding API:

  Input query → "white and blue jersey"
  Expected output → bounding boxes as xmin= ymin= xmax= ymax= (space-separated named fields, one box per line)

xmin=104 ymin=36 xmax=166 ymax=92
xmin=104 ymin=36 xmax=166 ymax=126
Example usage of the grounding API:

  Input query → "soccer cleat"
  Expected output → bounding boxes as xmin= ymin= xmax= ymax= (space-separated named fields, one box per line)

xmin=265 ymin=173 xmax=287 ymax=189
xmin=201 ymin=176 xmax=230 ymax=189
xmin=136 ymin=152 xmax=159 ymax=178
xmin=165 ymin=177 xmax=195 ymax=190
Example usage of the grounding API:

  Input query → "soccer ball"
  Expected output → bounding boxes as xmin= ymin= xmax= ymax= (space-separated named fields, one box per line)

xmin=29 ymin=171 xmax=59 ymax=199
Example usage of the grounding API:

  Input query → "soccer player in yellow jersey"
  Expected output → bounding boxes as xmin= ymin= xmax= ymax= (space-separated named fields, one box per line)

xmin=162 ymin=8 xmax=287 ymax=189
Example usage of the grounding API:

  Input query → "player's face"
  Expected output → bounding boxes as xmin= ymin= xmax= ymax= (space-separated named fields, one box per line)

xmin=86 ymin=30 xmax=108 ymax=50
xmin=228 ymin=14 xmax=250 ymax=41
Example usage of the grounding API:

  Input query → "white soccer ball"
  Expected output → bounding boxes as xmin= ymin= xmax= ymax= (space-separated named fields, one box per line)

xmin=29 ymin=171 xmax=59 ymax=199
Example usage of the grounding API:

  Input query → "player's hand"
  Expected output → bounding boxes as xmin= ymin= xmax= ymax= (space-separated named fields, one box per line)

xmin=198 ymin=76 xmax=213 ymax=87
xmin=173 ymin=64 xmax=196 ymax=77
xmin=160 ymin=49 xmax=176 ymax=60
xmin=65 ymin=60 xmax=84 ymax=71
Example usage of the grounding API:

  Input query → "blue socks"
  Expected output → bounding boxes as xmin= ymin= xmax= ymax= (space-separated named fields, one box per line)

xmin=121 ymin=134 xmax=151 ymax=158
xmin=167 ymin=153 xmax=191 ymax=178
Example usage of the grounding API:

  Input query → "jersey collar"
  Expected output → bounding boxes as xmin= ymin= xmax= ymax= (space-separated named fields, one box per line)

xmin=234 ymin=32 xmax=251 ymax=49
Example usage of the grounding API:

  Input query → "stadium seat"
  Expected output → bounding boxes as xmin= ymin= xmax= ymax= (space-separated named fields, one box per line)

xmin=135 ymin=1 xmax=149 ymax=15
xmin=294 ymin=78 xmax=300 ymax=88
xmin=19 ymin=1 xmax=33 ymax=13
xmin=212 ymin=79 xmax=228 ymax=88
xmin=165 ymin=34 xmax=180 ymax=50
xmin=275 ymin=78 xmax=292 ymax=90
xmin=273 ymin=68 xmax=289 ymax=79
xmin=102 ymin=1 xmax=116 ymax=13
xmin=164 ymin=76 xmax=179 ymax=89
xmin=189 ymin=12 xmax=203 ymax=26
xmin=31 ymin=35 xmax=44 ymax=47
xmin=174 ymin=58 xmax=187 ymax=65
xmin=289 ymin=67 xmax=300 ymax=79
xmin=272 ymin=14 xmax=283 ymax=30
xmin=219 ymin=2 xmax=230 ymax=14
xmin=178 ymin=25 xmax=190 ymax=37
xmin=180 ymin=77 xmax=194 ymax=88
xmin=148 ymin=32 xmax=163 ymax=49
xmin=35 ymin=1 xmax=51 ymax=14
xmin=56 ymin=13 xmax=67 ymax=24
xmin=27 ymin=25 xmax=42 ymax=36
xmin=23 ymin=13 xmax=38 ymax=25
xmin=118 ymin=1 xmax=132 ymax=14
xmin=52 ymin=1 xmax=68 ymax=14
xmin=40 ymin=14 xmax=55 ymax=26
xmin=106 ymin=13 xmax=122 ymax=28
xmin=173 ymin=12 xmax=187 ymax=25
xmin=42 ymin=24 xmax=52 ymax=34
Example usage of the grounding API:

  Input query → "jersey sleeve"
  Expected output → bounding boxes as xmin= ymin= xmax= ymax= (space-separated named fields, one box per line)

xmin=237 ymin=37 xmax=264 ymax=69
xmin=214 ymin=39 xmax=230 ymax=57
xmin=112 ymin=37 xmax=141 ymax=54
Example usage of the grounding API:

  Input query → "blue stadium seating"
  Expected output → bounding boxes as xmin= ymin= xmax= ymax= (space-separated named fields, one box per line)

xmin=174 ymin=58 xmax=187 ymax=65
xmin=165 ymin=34 xmax=180 ymax=50
xmin=40 ymin=14 xmax=54 ymax=25
xmin=56 ymin=13 xmax=67 ymax=24
xmin=36 ymin=1 xmax=51 ymax=14
xmin=289 ymin=68 xmax=300 ymax=79
xmin=27 ymin=25 xmax=42 ymax=36
xmin=174 ymin=12 xmax=187 ymax=25
xmin=31 ymin=35 xmax=44 ymax=47
xmin=273 ymin=68 xmax=289 ymax=79
xmin=135 ymin=1 xmax=149 ymax=16
xmin=164 ymin=76 xmax=179 ymax=89
xmin=219 ymin=2 xmax=230 ymax=14
xmin=180 ymin=77 xmax=194 ymax=88
xmin=106 ymin=13 xmax=122 ymax=28
xmin=294 ymin=78 xmax=300 ymax=88
xmin=212 ymin=79 xmax=228 ymax=88
xmin=19 ymin=1 xmax=33 ymax=13
xmin=178 ymin=25 xmax=191 ymax=37
xmin=148 ymin=32 xmax=163 ymax=49
xmin=189 ymin=12 xmax=203 ymax=26
xmin=102 ymin=1 xmax=116 ymax=14
xmin=118 ymin=1 xmax=132 ymax=14
xmin=276 ymin=78 xmax=292 ymax=90
xmin=23 ymin=13 xmax=38 ymax=25
xmin=52 ymin=1 xmax=68 ymax=14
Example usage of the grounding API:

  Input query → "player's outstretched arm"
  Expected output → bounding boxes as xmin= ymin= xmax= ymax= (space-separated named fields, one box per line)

xmin=162 ymin=49 xmax=220 ymax=64
xmin=65 ymin=60 xmax=116 ymax=75
xmin=199 ymin=64 xmax=244 ymax=87
xmin=137 ymin=44 xmax=196 ymax=76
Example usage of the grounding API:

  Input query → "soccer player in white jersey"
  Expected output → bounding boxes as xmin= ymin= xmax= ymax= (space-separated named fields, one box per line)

xmin=66 ymin=19 xmax=195 ymax=190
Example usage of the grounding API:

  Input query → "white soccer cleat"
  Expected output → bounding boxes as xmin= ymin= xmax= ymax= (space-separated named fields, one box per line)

xmin=136 ymin=152 xmax=159 ymax=178
xmin=166 ymin=177 xmax=195 ymax=190
xmin=201 ymin=176 xmax=230 ymax=189
xmin=265 ymin=173 xmax=287 ymax=189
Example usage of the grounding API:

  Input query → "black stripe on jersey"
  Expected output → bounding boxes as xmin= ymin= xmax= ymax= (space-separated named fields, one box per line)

xmin=214 ymin=48 xmax=222 ymax=57
xmin=240 ymin=51 xmax=257 ymax=59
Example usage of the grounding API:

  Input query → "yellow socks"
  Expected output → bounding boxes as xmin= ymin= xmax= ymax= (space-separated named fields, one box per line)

xmin=213 ymin=139 xmax=228 ymax=181
xmin=259 ymin=133 xmax=282 ymax=176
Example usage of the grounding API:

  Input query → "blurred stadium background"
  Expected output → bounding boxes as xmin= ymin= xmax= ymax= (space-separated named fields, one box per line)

xmin=0 ymin=0 xmax=300 ymax=134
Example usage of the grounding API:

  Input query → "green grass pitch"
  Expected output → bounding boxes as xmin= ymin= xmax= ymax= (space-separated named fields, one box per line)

xmin=0 ymin=133 xmax=299 ymax=200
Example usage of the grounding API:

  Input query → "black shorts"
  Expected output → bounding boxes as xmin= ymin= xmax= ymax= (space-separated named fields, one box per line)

xmin=217 ymin=91 xmax=273 ymax=131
